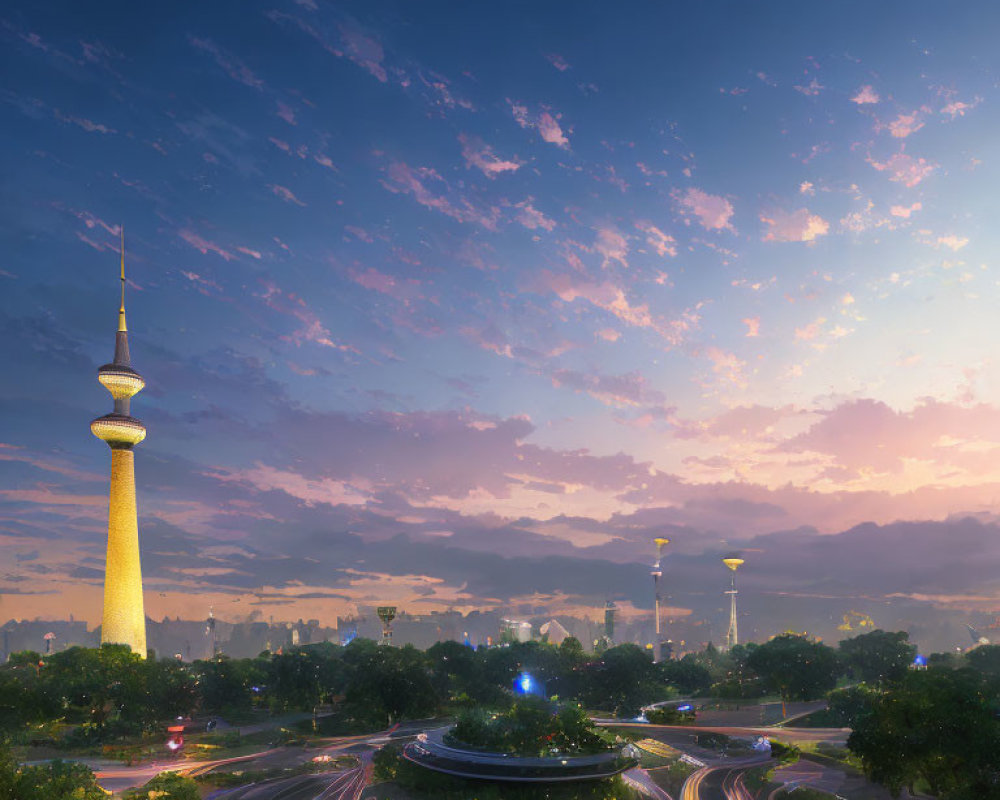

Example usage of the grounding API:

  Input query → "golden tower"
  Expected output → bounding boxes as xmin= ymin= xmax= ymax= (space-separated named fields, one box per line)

xmin=90 ymin=230 xmax=148 ymax=657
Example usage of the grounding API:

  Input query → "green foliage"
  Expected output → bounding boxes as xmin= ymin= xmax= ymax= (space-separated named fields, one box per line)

xmin=124 ymin=771 xmax=199 ymax=800
xmin=965 ymin=644 xmax=1000 ymax=677
xmin=579 ymin=643 xmax=660 ymax=716
xmin=645 ymin=706 xmax=695 ymax=724
xmin=825 ymin=684 xmax=878 ymax=727
xmin=848 ymin=667 xmax=1000 ymax=799
xmin=838 ymin=629 xmax=916 ymax=685
xmin=0 ymin=741 xmax=107 ymax=800
xmin=747 ymin=634 xmax=839 ymax=701
xmin=657 ymin=655 xmax=713 ymax=695
xmin=448 ymin=697 xmax=614 ymax=756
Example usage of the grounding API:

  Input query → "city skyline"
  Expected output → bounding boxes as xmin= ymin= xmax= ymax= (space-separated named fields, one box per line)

xmin=3 ymin=2 xmax=1000 ymax=645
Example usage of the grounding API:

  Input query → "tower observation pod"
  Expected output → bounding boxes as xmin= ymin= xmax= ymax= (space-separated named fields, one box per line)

xmin=652 ymin=537 xmax=670 ymax=661
xmin=90 ymin=230 xmax=148 ymax=658
xmin=723 ymin=555 xmax=744 ymax=650
xmin=377 ymin=606 xmax=397 ymax=646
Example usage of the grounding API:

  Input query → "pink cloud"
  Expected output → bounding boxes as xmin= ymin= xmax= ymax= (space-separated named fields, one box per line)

xmin=704 ymin=347 xmax=747 ymax=388
xmin=381 ymin=162 xmax=500 ymax=229
xmin=760 ymin=208 xmax=829 ymax=242
xmin=514 ymin=200 xmax=556 ymax=231
xmin=674 ymin=187 xmax=735 ymax=231
xmin=344 ymin=225 xmax=374 ymax=243
xmin=795 ymin=317 xmax=826 ymax=340
xmin=890 ymin=202 xmax=922 ymax=218
xmin=936 ymin=234 xmax=969 ymax=252
xmin=236 ymin=246 xmax=262 ymax=259
xmin=635 ymin=221 xmax=677 ymax=257
xmin=545 ymin=53 xmax=571 ymax=71
xmin=779 ymin=398 xmax=1000 ymax=478
xmin=509 ymin=100 xmax=571 ymax=149
xmin=540 ymin=271 xmax=653 ymax=330
xmin=851 ymin=85 xmax=880 ymax=104
xmin=260 ymin=283 xmax=360 ymax=353
xmin=276 ymin=101 xmax=297 ymax=125
xmin=941 ymin=98 xmax=980 ymax=118
xmin=270 ymin=184 xmax=306 ymax=206
xmin=867 ymin=152 xmax=937 ymax=187
xmin=55 ymin=112 xmax=116 ymax=134
xmin=743 ymin=317 xmax=760 ymax=337
xmin=885 ymin=111 xmax=924 ymax=138
xmin=337 ymin=25 xmax=387 ymax=82
xmin=549 ymin=367 xmax=663 ymax=408
xmin=458 ymin=134 xmax=521 ymax=178
xmin=179 ymin=229 xmax=235 ymax=261
xmin=349 ymin=267 xmax=422 ymax=305
xmin=594 ymin=227 xmax=628 ymax=268
xmin=793 ymin=78 xmax=823 ymax=96
xmin=188 ymin=36 xmax=263 ymax=89
xmin=597 ymin=328 xmax=620 ymax=342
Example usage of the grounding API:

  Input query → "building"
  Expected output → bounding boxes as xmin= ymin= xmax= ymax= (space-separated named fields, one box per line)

xmin=90 ymin=232 xmax=148 ymax=658
xmin=500 ymin=618 xmax=533 ymax=643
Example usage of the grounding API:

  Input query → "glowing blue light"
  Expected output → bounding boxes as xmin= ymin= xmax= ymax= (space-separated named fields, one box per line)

xmin=516 ymin=672 xmax=533 ymax=694
xmin=677 ymin=704 xmax=693 ymax=712
xmin=913 ymin=654 xmax=927 ymax=667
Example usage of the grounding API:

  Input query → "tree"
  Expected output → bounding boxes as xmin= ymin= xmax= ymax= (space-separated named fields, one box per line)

xmin=849 ymin=668 xmax=1000 ymax=798
xmin=839 ymin=629 xmax=915 ymax=685
xmin=195 ymin=655 xmax=264 ymax=715
xmin=582 ymin=644 xmax=657 ymax=716
xmin=747 ymin=634 xmax=838 ymax=701
xmin=965 ymin=644 xmax=1000 ymax=677
xmin=659 ymin=655 xmax=713 ymax=696
xmin=1 ymin=757 xmax=107 ymax=800
xmin=342 ymin=640 xmax=438 ymax=726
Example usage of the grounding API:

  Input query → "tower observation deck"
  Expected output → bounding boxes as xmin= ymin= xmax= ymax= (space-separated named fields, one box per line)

xmin=90 ymin=230 xmax=147 ymax=657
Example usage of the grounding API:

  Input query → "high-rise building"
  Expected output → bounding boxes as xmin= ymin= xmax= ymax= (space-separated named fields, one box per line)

xmin=90 ymin=232 xmax=148 ymax=658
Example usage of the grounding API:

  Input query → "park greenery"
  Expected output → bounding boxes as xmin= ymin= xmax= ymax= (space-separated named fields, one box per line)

xmin=3 ymin=627 xmax=1000 ymax=798
xmin=446 ymin=697 xmax=616 ymax=756
xmin=372 ymin=741 xmax=640 ymax=800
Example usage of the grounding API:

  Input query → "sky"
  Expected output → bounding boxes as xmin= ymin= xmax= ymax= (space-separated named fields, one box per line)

xmin=3 ymin=1 xmax=1000 ymax=647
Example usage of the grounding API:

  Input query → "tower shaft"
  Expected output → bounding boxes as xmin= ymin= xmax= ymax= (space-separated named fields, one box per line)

xmin=101 ymin=449 xmax=146 ymax=654
xmin=726 ymin=574 xmax=738 ymax=649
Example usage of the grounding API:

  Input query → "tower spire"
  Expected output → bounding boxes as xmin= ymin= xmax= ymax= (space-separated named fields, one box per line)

xmin=118 ymin=226 xmax=127 ymax=333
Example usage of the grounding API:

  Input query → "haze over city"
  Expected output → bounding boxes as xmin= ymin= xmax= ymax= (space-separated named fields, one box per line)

xmin=4 ymin=1 xmax=1000 ymax=651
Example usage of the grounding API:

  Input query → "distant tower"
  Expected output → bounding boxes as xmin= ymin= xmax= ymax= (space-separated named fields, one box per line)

xmin=723 ymin=555 xmax=745 ymax=650
xmin=377 ymin=606 xmax=397 ymax=646
xmin=604 ymin=601 xmax=616 ymax=646
xmin=91 ymin=230 xmax=148 ymax=658
xmin=652 ymin=537 xmax=670 ymax=661
xmin=206 ymin=608 xmax=218 ymax=657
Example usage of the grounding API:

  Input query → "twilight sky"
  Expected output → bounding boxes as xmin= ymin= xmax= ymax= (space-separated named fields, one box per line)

xmin=3 ymin=1 xmax=1000 ymax=645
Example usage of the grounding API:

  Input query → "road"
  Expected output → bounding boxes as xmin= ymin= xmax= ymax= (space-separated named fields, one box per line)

xmin=206 ymin=752 xmax=372 ymax=800
xmin=681 ymin=757 xmax=772 ymax=800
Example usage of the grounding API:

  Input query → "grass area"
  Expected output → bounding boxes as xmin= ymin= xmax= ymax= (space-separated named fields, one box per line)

xmin=646 ymin=759 xmax=696 ymax=797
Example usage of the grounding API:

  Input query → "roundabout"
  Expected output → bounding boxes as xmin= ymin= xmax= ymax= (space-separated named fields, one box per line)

xmin=402 ymin=727 xmax=639 ymax=783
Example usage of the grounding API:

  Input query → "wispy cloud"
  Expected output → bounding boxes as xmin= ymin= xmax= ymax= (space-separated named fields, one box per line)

xmin=459 ymin=134 xmax=522 ymax=178
xmin=188 ymin=36 xmax=264 ymax=89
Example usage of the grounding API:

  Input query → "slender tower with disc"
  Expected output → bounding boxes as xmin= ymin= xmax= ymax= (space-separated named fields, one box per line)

xmin=723 ymin=555 xmax=744 ymax=650
xmin=91 ymin=230 xmax=148 ymax=658
xmin=651 ymin=537 xmax=670 ymax=661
